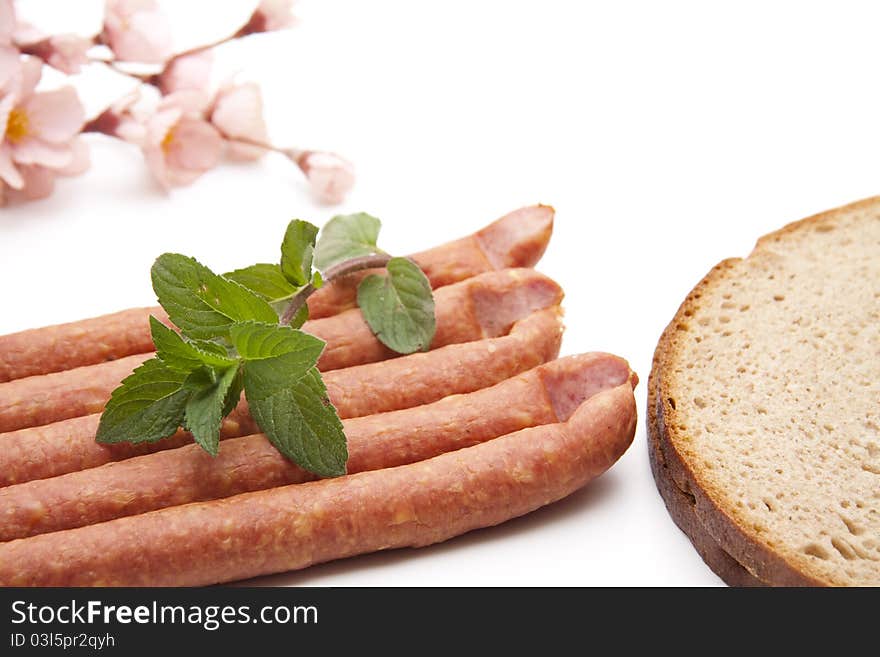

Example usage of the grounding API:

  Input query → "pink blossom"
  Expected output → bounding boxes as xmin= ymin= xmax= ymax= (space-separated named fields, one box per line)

xmin=0 ymin=136 xmax=91 ymax=206
xmin=0 ymin=56 xmax=86 ymax=193
xmin=141 ymin=93 xmax=223 ymax=189
xmin=157 ymin=50 xmax=213 ymax=95
xmin=293 ymin=150 xmax=355 ymax=205
xmin=238 ymin=0 xmax=296 ymax=36
xmin=103 ymin=0 xmax=172 ymax=64
xmin=210 ymin=82 xmax=267 ymax=161
xmin=16 ymin=31 xmax=92 ymax=75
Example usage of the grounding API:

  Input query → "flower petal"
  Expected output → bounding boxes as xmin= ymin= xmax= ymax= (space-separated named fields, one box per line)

xmin=145 ymin=106 xmax=181 ymax=144
xmin=160 ymin=89 xmax=211 ymax=116
xmin=0 ymin=142 xmax=23 ymax=188
xmin=166 ymin=117 xmax=222 ymax=171
xmin=257 ymin=0 xmax=296 ymax=31
xmin=0 ymin=0 xmax=14 ymax=45
xmin=115 ymin=115 xmax=146 ymax=145
xmin=24 ymin=86 xmax=85 ymax=142
xmin=104 ymin=0 xmax=173 ymax=64
xmin=142 ymin=141 xmax=171 ymax=190
xmin=17 ymin=55 xmax=41 ymax=98
xmin=57 ymin=136 xmax=90 ymax=176
xmin=110 ymin=87 xmax=141 ymax=114
xmin=11 ymin=137 xmax=72 ymax=168
xmin=106 ymin=0 xmax=159 ymax=14
xmin=13 ymin=20 xmax=46 ymax=45
xmin=17 ymin=163 xmax=55 ymax=199
xmin=47 ymin=34 xmax=92 ymax=75
xmin=159 ymin=50 xmax=213 ymax=94
xmin=0 ymin=44 xmax=20 ymax=93
xmin=211 ymin=82 xmax=268 ymax=144
xmin=0 ymin=91 xmax=13 ymax=139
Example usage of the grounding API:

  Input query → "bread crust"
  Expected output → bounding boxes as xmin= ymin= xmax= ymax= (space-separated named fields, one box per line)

xmin=647 ymin=359 xmax=764 ymax=587
xmin=645 ymin=196 xmax=880 ymax=586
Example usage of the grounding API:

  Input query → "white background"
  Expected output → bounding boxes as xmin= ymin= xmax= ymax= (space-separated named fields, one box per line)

xmin=3 ymin=0 xmax=880 ymax=586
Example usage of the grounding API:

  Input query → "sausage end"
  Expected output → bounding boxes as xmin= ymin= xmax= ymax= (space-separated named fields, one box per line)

xmin=475 ymin=205 xmax=555 ymax=269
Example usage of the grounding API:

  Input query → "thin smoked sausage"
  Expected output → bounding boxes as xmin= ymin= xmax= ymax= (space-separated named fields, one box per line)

xmin=0 ymin=380 xmax=636 ymax=587
xmin=0 ymin=353 xmax=635 ymax=540
xmin=0 ymin=205 xmax=554 ymax=382
xmin=0 ymin=307 xmax=563 ymax=486
xmin=0 ymin=269 xmax=562 ymax=433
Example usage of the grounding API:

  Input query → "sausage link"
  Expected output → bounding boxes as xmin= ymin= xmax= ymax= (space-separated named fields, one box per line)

xmin=0 ymin=205 xmax=554 ymax=382
xmin=0 ymin=307 xmax=171 ymax=384
xmin=306 ymin=204 xmax=554 ymax=318
xmin=0 ymin=353 xmax=635 ymax=540
xmin=322 ymin=306 xmax=562 ymax=418
xmin=0 ymin=307 xmax=563 ymax=486
xmin=0 ymin=408 xmax=259 ymax=488
xmin=0 ymin=354 xmax=151 ymax=434
xmin=315 ymin=268 xmax=562 ymax=370
xmin=0 ymin=268 xmax=561 ymax=433
xmin=0 ymin=380 xmax=637 ymax=587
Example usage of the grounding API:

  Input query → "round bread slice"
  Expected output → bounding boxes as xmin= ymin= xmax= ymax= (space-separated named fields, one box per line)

xmin=649 ymin=197 xmax=880 ymax=586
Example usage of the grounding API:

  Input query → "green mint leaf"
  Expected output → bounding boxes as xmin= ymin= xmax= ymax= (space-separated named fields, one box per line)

xmin=152 ymin=254 xmax=278 ymax=340
xmin=96 ymin=358 xmax=190 ymax=444
xmin=230 ymin=320 xmax=324 ymax=365
xmin=184 ymin=364 xmax=241 ymax=456
xmin=356 ymin=256 xmax=436 ymax=354
xmin=221 ymin=365 xmax=245 ymax=417
xmin=243 ymin=365 xmax=347 ymax=477
xmin=150 ymin=316 xmax=236 ymax=370
xmin=311 ymin=270 xmax=324 ymax=289
xmin=280 ymin=219 xmax=319 ymax=286
xmin=286 ymin=304 xmax=310 ymax=329
xmin=224 ymin=263 xmax=298 ymax=303
xmin=190 ymin=339 xmax=232 ymax=359
xmin=313 ymin=213 xmax=384 ymax=271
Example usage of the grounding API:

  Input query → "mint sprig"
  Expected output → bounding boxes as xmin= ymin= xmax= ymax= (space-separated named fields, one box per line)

xmin=97 ymin=212 xmax=436 ymax=477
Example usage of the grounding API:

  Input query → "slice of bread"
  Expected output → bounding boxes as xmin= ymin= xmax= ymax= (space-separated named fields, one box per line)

xmin=649 ymin=197 xmax=880 ymax=586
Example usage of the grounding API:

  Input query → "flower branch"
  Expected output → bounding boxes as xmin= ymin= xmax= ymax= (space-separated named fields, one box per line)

xmin=1 ymin=0 xmax=354 ymax=206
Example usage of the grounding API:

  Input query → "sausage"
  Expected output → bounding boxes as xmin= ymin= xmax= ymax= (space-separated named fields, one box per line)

xmin=321 ymin=306 xmax=562 ymax=418
xmin=0 ymin=269 xmax=562 ymax=433
xmin=0 ymin=307 xmax=564 ymax=486
xmin=0 ymin=407 xmax=260 ymax=488
xmin=315 ymin=268 xmax=562 ymax=370
xmin=0 ymin=353 xmax=636 ymax=541
xmin=0 ymin=205 xmax=555 ymax=383
xmin=0 ymin=354 xmax=151 ymax=434
xmin=0 ymin=380 xmax=637 ymax=586
xmin=0 ymin=307 xmax=171 ymax=385
xmin=306 ymin=204 xmax=555 ymax=319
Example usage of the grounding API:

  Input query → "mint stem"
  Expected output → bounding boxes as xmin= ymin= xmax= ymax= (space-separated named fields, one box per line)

xmin=280 ymin=253 xmax=391 ymax=326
